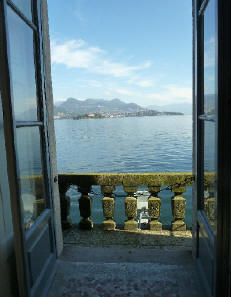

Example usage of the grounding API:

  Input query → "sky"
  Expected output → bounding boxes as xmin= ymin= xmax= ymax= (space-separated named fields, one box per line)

xmin=48 ymin=0 xmax=192 ymax=107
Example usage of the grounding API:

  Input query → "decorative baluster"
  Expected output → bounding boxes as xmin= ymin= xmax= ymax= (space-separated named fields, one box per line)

xmin=205 ymin=198 xmax=215 ymax=226
xmin=205 ymin=184 xmax=215 ymax=226
xmin=59 ymin=182 xmax=71 ymax=229
xmin=101 ymin=186 xmax=116 ymax=230
xmin=33 ymin=176 xmax=45 ymax=218
xmin=33 ymin=199 xmax=45 ymax=218
xmin=171 ymin=186 xmax=186 ymax=231
xmin=148 ymin=186 xmax=162 ymax=231
xmin=124 ymin=186 xmax=138 ymax=231
xmin=78 ymin=186 xmax=93 ymax=230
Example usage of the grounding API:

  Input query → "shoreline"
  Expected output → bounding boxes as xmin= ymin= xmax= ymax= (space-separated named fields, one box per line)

xmin=54 ymin=113 xmax=186 ymax=120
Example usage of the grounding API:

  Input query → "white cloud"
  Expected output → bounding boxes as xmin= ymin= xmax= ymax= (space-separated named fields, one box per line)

xmin=51 ymin=39 xmax=151 ymax=78
xmin=147 ymin=84 xmax=192 ymax=105
xmin=136 ymin=80 xmax=153 ymax=87
xmin=89 ymin=80 xmax=103 ymax=88
xmin=55 ymin=97 xmax=66 ymax=103
xmin=80 ymin=79 xmax=103 ymax=88
xmin=127 ymin=77 xmax=154 ymax=88
xmin=51 ymin=39 xmax=104 ymax=68
xmin=104 ymin=91 xmax=111 ymax=97
xmin=116 ymin=88 xmax=134 ymax=96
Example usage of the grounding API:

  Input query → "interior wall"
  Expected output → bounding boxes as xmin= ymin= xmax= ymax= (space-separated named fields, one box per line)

xmin=0 ymin=98 xmax=18 ymax=297
xmin=41 ymin=0 xmax=63 ymax=256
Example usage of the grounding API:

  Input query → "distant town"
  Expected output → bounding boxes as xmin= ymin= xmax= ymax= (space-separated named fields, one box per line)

xmin=54 ymin=110 xmax=183 ymax=120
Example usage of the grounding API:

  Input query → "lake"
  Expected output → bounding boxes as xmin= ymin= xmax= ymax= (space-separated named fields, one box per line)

xmin=55 ymin=115 xmax=193 ymax=227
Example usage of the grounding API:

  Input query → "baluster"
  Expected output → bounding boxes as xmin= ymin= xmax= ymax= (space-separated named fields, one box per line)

xmin=205 ymin=184 xmax=215 ymax=226
xmin=205 ymin=198 xmax=215 ymax=226
xmin=33 ymin=176 xmax=45 ymax=218
xmin=32 ymin=175 xmax=45 ymax=218
xmin=78 ymin=186 xmax=93 ymax=230
xmin=59 ymin=182 xmax=71 ymax=229
xmin=33 ymin=199 xmax=45 ymax=218
xmin=148 ymin=186 xmax=162 ymax=231
xmin=171 ymin=186 xmax=186 ymax=231
xmin=124 ymin=186 xmax=138 ymax=231
xmin=101 ymin=186 xmax=116 ymax=230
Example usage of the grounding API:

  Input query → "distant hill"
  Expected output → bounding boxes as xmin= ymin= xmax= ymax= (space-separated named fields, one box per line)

xmin=147 ymin=103 xmax=192 ymax=115
xmin=54 ymin=98 xmax=145 ymax=116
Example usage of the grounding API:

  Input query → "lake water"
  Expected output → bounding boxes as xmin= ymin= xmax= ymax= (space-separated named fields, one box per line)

xmin=55 ymin=115 xmax=193 ymax=227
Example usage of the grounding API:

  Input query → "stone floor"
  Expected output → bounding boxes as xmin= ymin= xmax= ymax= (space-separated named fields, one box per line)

xmin=47 ymin=226 xmax=204 ymax=297
xmin=63 ymin=225 xmax=193 ymax=248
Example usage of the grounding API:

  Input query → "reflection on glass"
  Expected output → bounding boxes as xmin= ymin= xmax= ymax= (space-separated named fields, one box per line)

xmin=204 ymin=0 xmax=216 ymax=116
xmin=204 ymin=121 xmax=216 ymax=229
xmin=16 ymin=127 xmax=46 ymax=230
xmin=10 ymin=0 xmax=32 ymax=20
xmin=7 ymin=7 xmax=38 ymax=121
xmin=203 ymin=0 xmax=217 ymax=232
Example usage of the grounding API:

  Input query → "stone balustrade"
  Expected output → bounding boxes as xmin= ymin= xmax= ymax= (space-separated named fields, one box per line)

xmin=204 ymin=172 xmax=216 ymax=227
xmin=17 ymin=172 xmax=216 ymax=231
xmin=58 ymin=173 xmax=195 ymax=231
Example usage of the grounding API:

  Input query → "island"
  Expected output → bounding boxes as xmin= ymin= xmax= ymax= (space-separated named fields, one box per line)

xmin=71 ymin=110 xmax=183 ymax=120
xmin=54 ymin=98 xmax=184 ymax=120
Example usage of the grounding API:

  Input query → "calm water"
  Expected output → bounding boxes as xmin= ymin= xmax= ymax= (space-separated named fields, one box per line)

xmin=55 ymin=115 xmax=193 ymax=227
xmin=55 ymin=116 xmax=192 ymax=173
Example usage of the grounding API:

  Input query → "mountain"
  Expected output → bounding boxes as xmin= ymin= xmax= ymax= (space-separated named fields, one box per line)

xmin=54 ymin=98 xmax=145 ymax=115
xmin=147 ymin=103 xmax=192 ymax=115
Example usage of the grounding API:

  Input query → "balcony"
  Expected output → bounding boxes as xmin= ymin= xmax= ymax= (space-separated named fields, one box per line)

xmin=45 ymin=172 xmax=214 ymax=296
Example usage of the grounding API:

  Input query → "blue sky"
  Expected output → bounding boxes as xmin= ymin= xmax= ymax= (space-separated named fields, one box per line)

xmin=48 ymin=0 xmax=192 ymax=106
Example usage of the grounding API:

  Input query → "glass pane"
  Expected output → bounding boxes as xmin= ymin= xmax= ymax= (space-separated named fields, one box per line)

xmin=7 ymin=7 xmax=38 ymax=121
xmin=204 ymin=0 xmax=216 ymax=116
xmin=9 ymin=0 xmax=32 ymax=20
xmin=16 ymin=127 xmax=46 ymax=230
xmin=203 ymin=0 xmax=217 ymax=232
xmin=203 ymin=121 xmax=216 ymax=230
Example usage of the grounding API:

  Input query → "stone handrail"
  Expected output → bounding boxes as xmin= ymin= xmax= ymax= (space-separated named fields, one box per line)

xmin=58 ymin=172 xmax=193 ymax=188
xmin=57 ymin=172 xmax=215 ymax=231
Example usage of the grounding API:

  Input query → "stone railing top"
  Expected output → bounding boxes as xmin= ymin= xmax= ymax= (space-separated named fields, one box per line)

xmin=18 ymin=172 xmax=215 ymax=189
xmin=58 ymin=172 xmax=195 ymax=188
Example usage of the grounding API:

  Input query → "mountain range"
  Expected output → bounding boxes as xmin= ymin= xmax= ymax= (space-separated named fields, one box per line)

xmin=147 ymin=103 xmax=192 ymax=115
xmin=54 ymin=97 xmax=190 ymax=117
xmin=54 ymin=98 xmax=145 ymax=116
